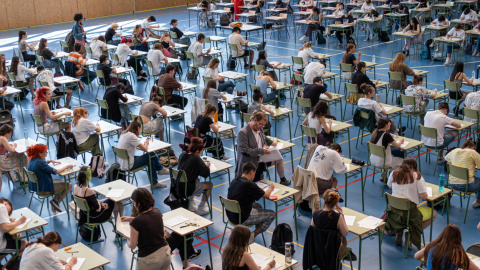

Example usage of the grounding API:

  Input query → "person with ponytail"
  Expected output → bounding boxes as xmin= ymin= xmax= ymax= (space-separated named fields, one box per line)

xmin=299 ymin=7 xmax=323 ymax=43
xmin=73 ymin=166 xmax=119 ymax=224
xmin=203 ymin=79 xmax=227 ymax=121
xmin=27 ymin=144 xmax=73 ymax=214
xmin=139 ymin=95 xmax=167 ymax=141
xmin=349 ymin=61 xmax=377 ymax=105
xmin=445 ymin=138 xmax=480 ymax=208
xmin=387 ymin=158 xmax=437 ymax=246
xmin=311 ymin=189 xmax=356 ymax=261
xmin=297 ymin=42 xmax=320 ymax=70
xmin=20 ymin=231 xmax=75 ymax=270
xmin=17 ymin=30 xmax=37 ymax=63
xmin=0 ymin=124 xmax=28 ymax=185
xmin=0 ymin=198 xmax=28 ymax=255
xmin=117 ymin=118 xmax=169 ymax=189
xmin=37 ymin=38 xmax=63 ymax=72
xmin=340 ymin=44 xmax=361 ymax=80
xmin=33 ymin=87 xmax=71 ymax=134
xmin=9 ymin=56 xmax=36 ymax=99
xmin=369 ymin=117 xmax=404 ymax=171
xmin=193 ymin=104 xmax=227 ymax=160
xmin=414 ymin=224 xmax=480 ymax=270
xmin=71 ymin=108 xmax=102 ymax=156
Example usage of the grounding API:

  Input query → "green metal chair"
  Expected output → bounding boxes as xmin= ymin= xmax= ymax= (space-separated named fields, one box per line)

xmin=112 ymin=146 xmax=148 ymax=186
xmin=293 ymin=72 xmax=305 ymax=98
xmin=240 ymin=112 xmax=271 ymax=136
xmin=131 ymin=113 xmax=161 ymax=139
xmin=445 ymin=80 xmax=464 ymax=112
xmin=24 ymin=167 xmax=67 ymax=216
xmin=339 ymin=63 xmax=353 ymax=94
xmin=356 ymin=109 xmax=373 ymax=148
xmin=39 ymin=81 xmax=65 ymax=110
xmin=203 ymin=76 xmax=212 ymax=86
xmin=228 ymin=43 xmax=249 ymax=70
xmin=7 ymin=72 xmax=30 ymax=97
xmin=85 ymin=46 xmax=93 ymax=59
xmin=97 ymin=99 xmax=111 ymax=122
xmin=446 ymin=163 xmax=477 ymax=223
xmin=418 ymin=125 xmax=442 ymax=176
xmin=172 ymin=168 xmax=212 ymax=216
xmin=36 ymin=55 xmax=55 ymax=72
xmin=300 ymin=125 xmax=317 ymax=166
xmin=169 ymin=31 xmax=179 ymax=40
xmin=463 ymin=107 xmax=480 ymax=149
xmin=388 ymin=71 xmax=403 ymax=104
xmin=95 ymin=70 xmax=108 ymax=99
xmin=72 ymin=194 xmax=115 ymax=247
xmin=294 ymin=97 xmax=312 ymax=136
xmin=401 ymin=94 xmax=425 ymax=137
xmin=365 ymin=142 xmax=389 ymax=196
xmin=145 ymin=60 xmax=162 ymax=92
xmin=254 ymin=64 xmax=266 ymax=77
xmin=218 ymin=195 xmax=266 ymax=251
xmin=344 ymin=82 xmax=360 ymax=116
xmin=291 ymin=56 xmax=304 ymax=72
xmin=60 ymin=41 xmax=70 ymax=53
xmin=385 ymin=193 xmax=425 ymax=258
xmin=30 ymin=114 xmax=60 ymax=149
xmin=185 ymin=51 xmax=207 ymax=77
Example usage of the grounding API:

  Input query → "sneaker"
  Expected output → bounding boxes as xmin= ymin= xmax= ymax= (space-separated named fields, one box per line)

xmin=104 ymin=162 xmax=109 ymax=167
xmin=153 ymin=182 xmax=167 ymax=189
xmin=188 ymin=249 xmax=202 ymax=261
xmin=189 ymin=201 xmax=198 ymax=212
xmin=197 ymin=204 xmax=210 ymax=216
xmin=437 ymin=157 xmax=446 ymax=165
xmin=337 ymin=43 xmax=343 ymax=47
xmin=395 ymin=230 xmax=403 ymax=246
xmin=222 ymin=154 xmax=229 ymax=161
xmin=158 ymin=168 xmax=169 ymax=175
xmin=364 ymin=38 xmax=370 ymax=42
xmin=299 ymin=35 xmax=306 ymax=41
xmin=50 ymin=200 xmax=63 ymax=213
xmin=249 ymin=231 xmax=255 ymax=244
xmin=280 ymin=178 xmax=291 ymax=186
xmin=244 ymin=64 xmax=249 ymax=68
xmin=474 ymin=49 xmax=478 ymax=56
xmin=472 ymin=200 xmax=480 ymax=208
xmin=444 ymin=58 xmax=451 ymax=65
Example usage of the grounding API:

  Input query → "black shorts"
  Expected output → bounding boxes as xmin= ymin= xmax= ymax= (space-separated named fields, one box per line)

xmin=239 ymin=50 xmax=252 ymax=57
xmin=2 ymin=233 xmax=18 ymax=252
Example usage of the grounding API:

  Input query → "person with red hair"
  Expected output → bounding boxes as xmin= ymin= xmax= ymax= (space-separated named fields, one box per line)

xmin=26 ymin=144 xmax=73 ymax=214
xmin=115 ymin=37 xmax=147 ymax=81
xmin=33 ymin=87 xmax=71 ymax=134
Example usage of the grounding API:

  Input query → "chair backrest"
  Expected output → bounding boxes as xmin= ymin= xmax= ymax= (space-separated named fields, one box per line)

xmin=112 ymin=147 xmax=130 ymax=166
xmin=367 ymin=142 xmax=386 ymax=158
xmin=293 ymin=73 xmax=304 ymax=83
xmin=203 ymin=76 xmax=212 ymax=85
xmin=446 ymin=163 xmax=469 ymax=182
xmin=31 ymin=114 xmax=46 ymax=126
xmin=241 ymin=112 xmax=252 ymax=125
xmin=169 ymin=31 xmax=178 ymax=39
xmin=85 ymin=46 xmax=93 ymax=57
xmin=254 ymin=64 xmax=266 ymax=74
xmin=97 ymin=99 xmax=109 ymax=110
xmin=463 ymin=107 xmax=480 ymax=122
xmin=205 ymin=36 xmax=211 ymax=44
xmin=36 ymin=55 xmax=45 ymax=63
xmin=345 ymin=82 xmax=358 ymax=94
xmin=60 ymin=40 xmax=69 ymax=50
xmin=171 ymin=168 xmax=188 ymax=183
xmin=95 ymin=69 xmax=106 ymax=80
xmin=400 ymin=94 xmax=416 ymax=106
xmin=228 ymin=43 xmax=239 ymax=52
xmin=40 ymin=81 xmax=49 ymax=87
xmin=296 ymin=97 xmax=312 ymax=109
xmin=73 ymin=195 xmax=90 ymax=212
xmin=301 ymin=125 xmax=317 ymax=140
xmin=385 ymin=193 xmax=410 ymax=211
xmin=389 ymin=71 xmax=403 ymax=86
xmin=444 ymin=80 xmax=459 ymax=92
xmin=13 ymin=48 xmax=24 ymax=62
xmin=418 ymin=125 xmax=437 ymax=140
xmin=340 ymin=63 xmax=353 ymax=73
xmin=186 ymin=51 xmax=195 ymax=60
xmin=250 ymin=84 xmax=261 ymax=93
xmin=23 ymin=167 xmax=38 ymax=184
xmin=109 ymin=53 xmax=120 ymax=65
xmin=6 ymin=72 xmax=16 ymax=82
xmin=291 ymin=56 xmax=303 ymax=66
xmin=219 ymin=195 xmax=241 ymax=214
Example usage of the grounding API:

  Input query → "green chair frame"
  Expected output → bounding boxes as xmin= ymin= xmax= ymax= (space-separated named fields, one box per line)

xmin=299 ymin=125 xmax=317 ymax=166
xmin=388 ymin=71 xmax=403 ymax=104
xmin=95 ymin=70 xmax=108 ymax=99
xmin=446 ymin=163 xmax=475 ymax=223
xmin=294 ymin=97 xmax=311 ymax=136
xmin=30 ymin=114 xmax=60 ymax=149
xmin=24 ymin=168 xmax=67 ymax=216
xmin=228 ymin=43 xmax=249 ymax=70
xmin=463 ymin=107 xmax=480 ymax=149
xmin=445 ymin=80 xmax=464 ymax=113
xmin=172 ymin=168 xmax=212 ymax=216
xmin=365 ymin=142 xmax=389 ymax=196
xmin=418 ymin=125 xmax=442 ymax=176
xmin=401 ymin=94 xmax=425 ymax=137
xmin=356 ymin=109 xmax=372 ymax=148
xmin=339 ymin=63 xmax=353 ymax=94
xmin=112 ymin=146 xmax=148 ymax=186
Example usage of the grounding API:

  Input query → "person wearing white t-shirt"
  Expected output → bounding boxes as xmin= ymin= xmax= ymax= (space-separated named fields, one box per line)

xmin=460 ymin=7 xmax=478 ymax=22
xmin=387 ymin=158 xmax=437 ymax=246
xmin=141 ymin=16 xmax=160 ymax=38
xmin=0 ymin=198 xmax=28 ymax=254
xmin=71 ymin=107 xmax=102 ymax=156
xmin=117 ymin=119 xmax=169 ymax=189
xmin=444 ymin=24 xmax=466 ymax=65
xmin=228 ymin=27 xmax=254 ymax=68
xmin=296 ymin=42 xmax=319 ymax=70
xmin=147 ymin=43 xmax=168 ymax=75
xmin=89 ymin=36 xmax=107 ymax=60
xmin=304 ymin=61 xmax=325 ymax=85
xmin=187 ymin=33 xmax=211 ymax=67
xmin=422 ymin=102 xmax=460 ymax=163
xmin=205 ymin=58 xmax=245 ymax=95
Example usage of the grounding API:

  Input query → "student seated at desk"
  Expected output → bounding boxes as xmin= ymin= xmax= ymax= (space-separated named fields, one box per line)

xmin=387 ymin=158 xmax=437 ymax=247
xmin=0 ymin=125 xmax=27 ymax=185
xmin=428 ymin=15 xmax=449 ymax=50
xmin=139 ymin=96 xmax=167 ymax=141
xmin=464 ymin=91 xmax=480 ymax=125
xmin=334 ymin=8 xmax=355 ymax=48
xmin=333 ymin=3 xmax=345 ymax=17
xmin=414 ymin=224 xmax=480 ymax=270
xmin=248 ymin=89 xmax=276 ymax=117
xmin=389 ymin=52 xmax=415 ymax=92
xmin=255 ymin=71 xmax=277 ymax=103
xmin=404 ymin=75 xmax=437 ymax=124
xmin=157 ymin=64 xmax=188 ymax=109
xmin=27 ymin=144 xmax=73 ymax=214
xmin=444 ymin=24 xmax=466 ymax=66
xmin=227 ymin=163 xmax=276 ymax=244
xmin=187 ymin=33 xmax=211 ymax=67
xmin=198 ymin=0 xmax=215 ymax=27
xmin=472 ymin=22 xmax=480 ymax=57
xmin=169 ymin=19 xmax=191 ymax=46
xmin=20 ymin=231 xmax=76 ymax=270
xmin=18 ymin=31 xmax=37 ymax=64
xmin=299 ymin=7 xmax=323 ymax=43
xmin=0 ymin=86 xmax=14 ymax=112
xmin=160 ymin=33 xmax=184 ymax=58
xmin=364 ymin=10 xmax=381 ymax=42
xmin=178 ymin=137 xmax=213 ymax=216
xmin=68 ymin=42 xmax=97 ymax=88
xmin=341 ymin=44 xmax=361 ymax=80
xmin=117 ymin=118 xmax=169 ymax=189
xmin=131 ymin=25 xmax=149 ymax=52
xmin=422 ymin=102 xmax=461 ymax=163
xmin=33 ymin=87 xmax=71 ymax=134
xmin=0 ymin=198 xmax=29 ymax=255
xmin=141 ymin=16 xmax=161 ymax=38
xmin=36 ymin=66 xmax=72 ymax=109
xmin=311 ymin=189 xmax=356 ymax=261
xmin=402 ymin=17 xmax=422 ymax=57
xmin=116 ymin=38 xmax=147 ymax=81
xmin=147 ymin=43 xmax=168 ymax=76
xmin=0 ymin=54 xmax=7 ymax=87
xmin=302 ymin=101 xmax=333 ymax=145
xmin=121 ymin=188 xmax=171 ymax=270
xmin=73 ymin=166 xmax=119 ymax=223
xmin=361 ymin=0 xmax=376 ymax=12
xmin=193 ymin=104 xmax=227 ymax=160
xmin=256 ymin=50 xmax=280 ymax=81
xmin=448 ymin=62 xmax=470 ymax=115
xmin=101 ymin=83 xmax=129 ymax=123
xmin=205 ymin=58 xmax=244 ymax=95
xmin=296 ymin=42 xmax=320 ymax=70
xmin=203 ymin=79 xmax=226 ymax=120
xmin=229 ymin=27 xmax=255 ymax=69
xmin=222 ymin=225 xmax=276 ymax=270
xmin=445 ymin=138 xmax=480 ymax=208
xmin=37 ymin=38 xmax=64 ymax=72
xmin=9 ymin=56 xmax=35 ymax=99
xmin=105 ymin=23 xmax=122 ymax=45
xmin=304 ymin=61 xmax=326 ymax=86
xmin=97 ymin=55 xmax=131 ymax=89
xmin=72 ymin=108 xmax=102 ymax=157
xmin=391 ymin=4 xmax=408 ymax=33
xmin=414 ymin=0 xmax=429 ymax=25
xmin=301 ymin=77 xmax=332 ymax=112
xmin=369 ymin=117 xmax=404 ymax=172
xmin=89 ymin=36 xmax=107 ymax=60
xmin=349 ymin=62 xmax=377 ymax=104
xmin=460 ymin=7 xmax=478 ymax=23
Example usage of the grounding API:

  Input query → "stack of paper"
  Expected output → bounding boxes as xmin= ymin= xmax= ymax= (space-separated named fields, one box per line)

xmin=164 ymin=215 xmax=189 ymax=227
xmin=426 ymin=187 xmax=433 ymax=197
xmin=344 ymin=215 xmax=356 ymax=226
xmin=251 ymin=253 xmax=280 ymax=270
xmin=357 ymin=216 xmax=383 ymax=229
xmin=66 ymin=257 xmax=86 ymax=270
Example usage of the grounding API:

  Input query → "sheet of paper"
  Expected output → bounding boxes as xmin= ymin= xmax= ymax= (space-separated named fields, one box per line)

xmin=383 ymin=106 xmax=393 ymax=112
xmin=260 ymin=148 xmax=282 ymax=163
xmin=398 ymin=141 xmax=409 ymax=148
xmin=66 ymin=257 xmax=86 ymax=270
xmin=276 ymin=142 xmax=284 ymax=149
xmin=209 ymin=163 xmax=218 ymax=172
xmin=357 ymin=216 xmax=383 ymax=229
xmin=345 ymin=163 xmax=351 ymax=170
xmin=472 ymin=257 xmax=480 ymax=267
xmin=329 ymin=122 xmax=338 ymax=127
xmin=426 ymin=187 xmax=433 ymax=198
xmin=15 ymin=218 xmax=31 ymax=229
xmin=106 ymin=189 xmax=124 ymax=198
xmin=164 ymin=215 xmax=189 ymax=227
xmin=320 ymin=93 xmax=329 ymax=99
xmin=116 ymin=215 xmax=130 ymax=239
xmin=344 ymin=215 xmax=356 ymax=226
xmin=251 ymin=253 xmax=280 ymax=270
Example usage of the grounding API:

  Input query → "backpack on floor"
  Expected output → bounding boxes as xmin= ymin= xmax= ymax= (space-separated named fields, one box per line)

xmin=317 ymin=33 xmax=326 ymax=44
xmin=227 ymin=55 xmax=236 ymax=70
xmin=64 ymin=31 xmax=75 ymax=52
xmin=379 ymin=31 xmax=390 ymax=42
xmin=220 ymin=15 xmax=231 ymax=26
xmin=89 ymin=155 xmax=106 ymax=178
xmin=271 ymin=223 xmax=295 ymax=255
xmin=186 ymin=69 xmax=198 ymax=80
xmin=105 ymin=162 xmax=125 ymax=183
xmin=207 ymin=18 xmax=216 ymax=28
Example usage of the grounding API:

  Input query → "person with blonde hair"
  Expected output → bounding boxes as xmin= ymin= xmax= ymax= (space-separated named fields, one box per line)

xmin=72 ymin=107 xmax=102 ymax=156
xmin=105 ymin=23 xmax=122 ymax=45
xmin=389 ymin=52 xmax=415 ymax=91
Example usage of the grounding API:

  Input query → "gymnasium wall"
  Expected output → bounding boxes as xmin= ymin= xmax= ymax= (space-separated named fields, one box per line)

xmin=1 ymin=0 xmax=198 ymax=31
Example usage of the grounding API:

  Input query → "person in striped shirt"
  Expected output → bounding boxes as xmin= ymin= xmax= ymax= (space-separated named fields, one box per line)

xmin=68 ymin=42 xmax=97 ymax=87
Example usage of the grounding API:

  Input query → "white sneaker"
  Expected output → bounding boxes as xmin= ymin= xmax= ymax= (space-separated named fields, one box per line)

xmin=476 ymin=53 xmax=480 ymax=57
xmin=158 ymin=168 xmax=169 ymax=175
xmin=189 ymin=200 xmax=198 ymax=212
xmin=474 ymin=49 xmax=478 ymax=56
xmin=197 ymin=204 xmax=210 ymax=216
xmin=299 ymin=35 xmax=306 ymax=41
xmin=153 ymin=182 xmax=167 ymax=189
xmin=104 ymin=162 xmax=109 ymax=167
xmin=222 ymin=155 xmax=229 ymax=161
xmin=444 ymin=58 xmax=451 ymax=65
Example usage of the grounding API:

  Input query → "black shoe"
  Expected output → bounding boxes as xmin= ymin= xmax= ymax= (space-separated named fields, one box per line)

xmin=405 ymin=50 xmax=410 ymax=57
xmin=137 ymin=77 xmax=147 ymax=81
xmin=188 ymin=249 xmax=202 ymax=261
xmin=280 ymin=178 xmax=291 ymax=186
xmin=50 ymin=200 xmax=63 ymax=213
xmin=141 ymin=72 xmax=148 ymax=78
xmin=349 ymin=251 xmax=357 ymax=261
xmin=398 ymin=126 xmax=406 ymax=136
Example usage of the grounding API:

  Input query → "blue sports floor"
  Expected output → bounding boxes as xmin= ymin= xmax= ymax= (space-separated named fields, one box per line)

xmin=1 ymin=5 xmax=480 ymax=270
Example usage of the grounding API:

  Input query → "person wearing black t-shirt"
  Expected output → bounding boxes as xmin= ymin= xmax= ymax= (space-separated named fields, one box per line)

xmin=194 ymin=104 xmax=227 ymax=160
xmin=301 ymin=77 xmax=333 ymax=113
xmin=96 ymin=55 xmax=131 ymax=90
xmin=335 ymin=8 xmax=355 ymax=47
xmin=369 ymin=117 xmax=405 ymax=172
xmin=105 ymin=23 xmax=122 ymax=45
xmin=227 ymin=163 xmax=276 ymax=243
xmin=349 ymin=62 xmax=378 ymax=104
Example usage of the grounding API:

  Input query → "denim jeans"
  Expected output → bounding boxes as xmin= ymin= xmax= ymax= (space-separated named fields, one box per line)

xmin=450 ymin=177 xmax=480 ymax=200
xmin=218 ymin=80 xmax=235 ymax=94
xmin=131 ymin=152 xmax=163 ymax=185
xmin=78 ymin=70 xmax=97 ymax=85
xmin=447 ymin=43 xmax=461 ymax=55
xmin=476 ymin=38 xmax=480 ymax=52
xmin=439 ymin=131 xmax=457 ymax=149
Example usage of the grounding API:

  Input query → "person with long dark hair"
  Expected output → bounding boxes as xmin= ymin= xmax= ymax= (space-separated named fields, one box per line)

xmin=193 ymin=104 xmax=227 ymax=160
xmin=256 ymin=50 xmax=280 ymax=81
xmin=299 ymin=7 xmax=323 ymax=43
xmin=0 ymin=125 xmax=27 ymax=185
xmin=448 ymin=61 xmax=471 ymax=115
xmin=73 ymin=13 xmax=87 ymax=55
xmin=203 ymin=79 xmax=226 ymax=118
xmin=387 ymin=158 xmax=437 ymax=246
xmin=414 ymin=224 xmax=480 ymax=270
xmin=402 ymin=17 xmax=421 ymax=56
xmin=9 ymin=56 xmax=35 ymax=98
xmin=302 ymin=101 xmax=332 ymax=145
xmin=37 ymin=38 xmax=63 ymax=72
xmin=369 ymin=117 xmax=404 ymax=170
xmin=340 ymin=44 xmax=361 ymax=80
xmin=17 ymin=30 xmax=37 ymax=63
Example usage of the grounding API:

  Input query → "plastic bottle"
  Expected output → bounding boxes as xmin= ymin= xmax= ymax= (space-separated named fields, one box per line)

xmin=24 ymin=128 xmax=28 ymax=147
xmin=285 ymin=243 xmax=292 ymax=264
xmin=439 ymin=174 xmax=445 ymax=192
xmin=214 ymin=111 xmax=218 ymax=123
xmin=389 ymin=2 xmax=392 ymax=8
xmin=283 ymin=74 xmax=287 ymax=84
xmin=473 ymin=71 xmax=476 ymax=80
xmin=275 ymin=95 xmax=280 ymax=109
xmin=372 ymin=55 xmax=376 ymax=64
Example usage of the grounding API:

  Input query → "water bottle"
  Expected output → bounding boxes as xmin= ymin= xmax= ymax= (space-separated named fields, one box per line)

xmin=439 ymin=174 xmax=445 ymax=192
xmin=372 ymin=55 xmax=376 ymax=64
xmin=472 ymin=70 xmax=476 ymax=81
xmin=390 ymin=2 xmax=392 ymax=8
xmin=285 ymin=242 xmax=292 ymax=264
xmin=448 ymin=15 xmax=452 ymax=22
xmin=283 ymin=74 xmax=287 ymax=85
xmin=275 ymin=95 xmax=280 ymax=109
xmin=24 ymin=128 xmax=28 ymax=146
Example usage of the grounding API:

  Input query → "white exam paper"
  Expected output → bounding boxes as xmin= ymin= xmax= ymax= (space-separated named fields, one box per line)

xmin=209 ymin=163 xmax=218 ymax=173
xmin=426 ymin=187 xmax=433 ymax=198
xmin=259 ymin=146 xmax=282 ymax=163
xmin=106 ymin=189 xmax=124 ymax=198
xmin=344 ymin=215 xmax=356 ymax=226
xmin=116 ymin=215 xmax=130 ymax=239
xmin=251 ymin=253 xmax=280 ymax=270
xmin=15 ymin=218 xmax=31 ymax=229
xmin=164 ymin=215 xmax=189 ymax=227
xmin=384 ymin=106 xmax=393 ymax=112
xmin=357 ymin=216 xmax=383 ymax=229
xmin=66 ymin=257 xmax=86 ymax=270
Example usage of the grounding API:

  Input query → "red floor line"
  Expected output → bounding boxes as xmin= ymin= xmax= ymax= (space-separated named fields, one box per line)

xmin=277 ymin=205 xmax=294 ymax=213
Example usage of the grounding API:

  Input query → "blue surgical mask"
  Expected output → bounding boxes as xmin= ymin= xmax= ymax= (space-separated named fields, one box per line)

xmin=343 ymin=10 xmax=347 ymax=14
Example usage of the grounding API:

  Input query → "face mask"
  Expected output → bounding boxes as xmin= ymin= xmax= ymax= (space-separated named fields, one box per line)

xmin=343 ymin=10 xmax=347 ymax=14
xmin=106 ymin=60 xmax=110 ymax=65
